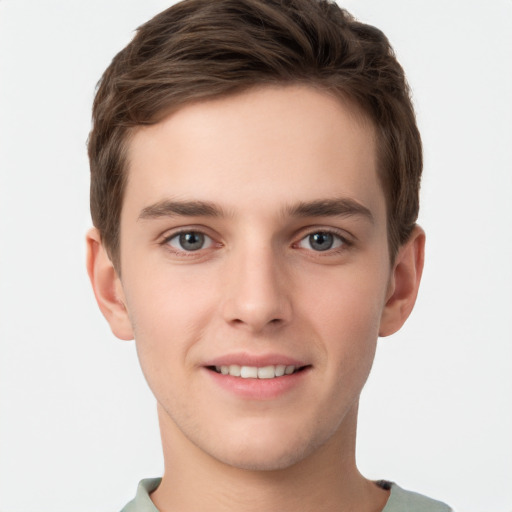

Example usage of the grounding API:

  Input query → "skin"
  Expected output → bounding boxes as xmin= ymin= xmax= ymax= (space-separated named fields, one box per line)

xmin=87 ymin=85 xmax=424 ymax=512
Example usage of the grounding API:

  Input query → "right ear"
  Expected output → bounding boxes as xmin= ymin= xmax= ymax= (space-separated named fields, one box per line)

xmin=86 ymin=228 xmax=134 ymax=340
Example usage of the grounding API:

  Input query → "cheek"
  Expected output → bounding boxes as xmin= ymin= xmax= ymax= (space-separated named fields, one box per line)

xmin=124 ymin=261 xmax=215 ymax=329
xmin=299 ymin=261 xmax=389 ymax=370
xmin=302 ymin=260 xmax=388 ymax=329
xmin=121 ymin=267 xmax=218 ymax=378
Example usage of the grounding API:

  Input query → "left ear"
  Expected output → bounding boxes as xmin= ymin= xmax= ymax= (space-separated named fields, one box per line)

xmin=379 ymin=225 xmax=425 ymax=337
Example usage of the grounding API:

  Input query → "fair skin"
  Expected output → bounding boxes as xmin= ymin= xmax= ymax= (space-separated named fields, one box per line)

xmin=87 ymin=85 xmax=424 ymax=512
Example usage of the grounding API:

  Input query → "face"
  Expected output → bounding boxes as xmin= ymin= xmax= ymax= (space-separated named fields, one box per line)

xmin=116 ymin=85 xmax=393 ymax=470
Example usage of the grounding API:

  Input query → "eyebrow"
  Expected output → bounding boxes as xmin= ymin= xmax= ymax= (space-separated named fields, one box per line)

xmin=285 ymin=198 xmax=374 ymax=223
xmin=138 ymin=200 xmax=224 ymax=220
xmin=138 ymin=197 xmax=373 ymax=223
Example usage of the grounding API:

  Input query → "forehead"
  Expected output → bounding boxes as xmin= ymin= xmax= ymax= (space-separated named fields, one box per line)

xmin=124 ymin=85 xmax=384 ymax=223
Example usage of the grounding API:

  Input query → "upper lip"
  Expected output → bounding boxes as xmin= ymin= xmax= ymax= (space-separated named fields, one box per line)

xmin=203 ymin=353 xmax=308 ymax=368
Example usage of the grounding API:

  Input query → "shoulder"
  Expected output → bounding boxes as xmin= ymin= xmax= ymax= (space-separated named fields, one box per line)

xmin=120 ymin=478 xmax=161 ymax=512
xmin=382 ymin=482 xmax=453 ymax=512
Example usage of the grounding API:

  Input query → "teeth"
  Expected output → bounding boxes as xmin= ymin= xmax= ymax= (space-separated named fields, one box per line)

xmin=285 ymin=365 xmax=295 ymax=375
xmin=241 ymin=366 xmax=258 ymax=378
xmin=275 ymin=365 xmax=286 ymax=377
xmin=257 ymin=366 xmax=274 ymax=379
xmin=214 ymin=364 xmax=298 ymax=379
xmin=229 ymin=364 xmax=241 ymax=377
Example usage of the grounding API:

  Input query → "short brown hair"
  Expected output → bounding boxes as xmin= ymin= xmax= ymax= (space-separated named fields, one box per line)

xmin=88 ymin=0 xmax=422 ymax=269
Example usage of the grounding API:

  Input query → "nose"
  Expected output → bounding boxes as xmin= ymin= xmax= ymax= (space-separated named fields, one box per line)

xmin=221 ymin=245 xmax=292 ymax=333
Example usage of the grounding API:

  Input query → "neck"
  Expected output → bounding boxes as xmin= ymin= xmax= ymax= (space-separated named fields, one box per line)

xmin=151 ymin=403 xmax=389 ymax=512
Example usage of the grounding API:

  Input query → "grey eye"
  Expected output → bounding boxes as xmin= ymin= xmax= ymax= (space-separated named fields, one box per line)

xmin=298 ymin=232 xmax=344 ymax=252
xmin=309 ymin=232 xmax=333 ymax=251
xmin=168 ymin=231 xmax=212 ymax=251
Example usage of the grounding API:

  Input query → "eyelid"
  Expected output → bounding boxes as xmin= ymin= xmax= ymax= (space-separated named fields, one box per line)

xmin=167 ymin=231 xmax=214 ymax=251
xmin=159 ymin=224 xmax=215 ymax=241
xmin=293 ymin=227 xmax=354 ymax=251
xmin=159 ymin=225 xmax=221 ymax=254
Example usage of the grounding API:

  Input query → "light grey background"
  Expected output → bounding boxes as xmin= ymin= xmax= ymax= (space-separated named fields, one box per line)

xmin=0 ymin=1 xmax=511 ymax=511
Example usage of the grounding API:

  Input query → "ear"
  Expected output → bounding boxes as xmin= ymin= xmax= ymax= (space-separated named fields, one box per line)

xmin=379 ymin=225 xmax=425 ymax=337
xmin=86 ymin=228 xmax=134 ymax=340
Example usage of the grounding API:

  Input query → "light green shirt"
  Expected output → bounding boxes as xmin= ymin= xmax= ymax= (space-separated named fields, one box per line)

xmin=120 ymin=478 xmax=453 ymax=512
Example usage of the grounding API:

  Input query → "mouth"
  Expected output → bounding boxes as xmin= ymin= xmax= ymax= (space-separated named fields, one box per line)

xmin=207 ymin=364 xmax=309 ymax=379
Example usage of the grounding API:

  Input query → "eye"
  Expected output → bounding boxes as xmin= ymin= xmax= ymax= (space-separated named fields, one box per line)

xmin=297 ymin=231 xmax=346 ymax=252
xmin=166 ymin=231 xmax=213 ymax=252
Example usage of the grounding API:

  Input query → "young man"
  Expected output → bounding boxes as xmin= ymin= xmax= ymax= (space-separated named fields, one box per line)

xmin=86 ymin=0 xmax=452 ymax=510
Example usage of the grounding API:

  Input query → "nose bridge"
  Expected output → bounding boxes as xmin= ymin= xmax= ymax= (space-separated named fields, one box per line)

xmin=222 ymin=237 xmax=291 ymax=331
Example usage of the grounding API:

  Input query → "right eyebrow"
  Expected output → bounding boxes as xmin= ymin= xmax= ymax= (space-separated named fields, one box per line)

xmin=138 ymin=200 xmax=224 ymax=220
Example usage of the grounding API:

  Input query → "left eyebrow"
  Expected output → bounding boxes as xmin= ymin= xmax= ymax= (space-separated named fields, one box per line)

xmin=138 ymin=200 xmax=225 ymax=220
xmin=284 ymin=198 xmax=374 ymax=223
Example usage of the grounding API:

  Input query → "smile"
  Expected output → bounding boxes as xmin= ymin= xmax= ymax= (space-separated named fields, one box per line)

xmin=205 ymin=360 xmax=311 ymax=399
xmin=211 ymin=364 xmax=303 ymax=379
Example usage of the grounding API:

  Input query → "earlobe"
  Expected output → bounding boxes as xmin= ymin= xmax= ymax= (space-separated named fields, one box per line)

xmin=379 ymin=225 xmax=425 ymax=337
xmin=86 ymin=228 xmax=134 ymax=341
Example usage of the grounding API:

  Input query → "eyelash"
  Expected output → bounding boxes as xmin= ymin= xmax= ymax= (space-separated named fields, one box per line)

xmin=160 ymin=227 xmax=353 ymax=256
xmin=295 ymin=229 xmax=352 ymax=254
xmin=161 ymin=229 xmax=217 ymax=256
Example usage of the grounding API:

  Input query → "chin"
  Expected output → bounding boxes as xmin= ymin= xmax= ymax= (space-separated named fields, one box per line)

xmin=217 ymin=447 xmax=309 ymax=472
xmin=205 ymin=427 xmax=325 ymax=472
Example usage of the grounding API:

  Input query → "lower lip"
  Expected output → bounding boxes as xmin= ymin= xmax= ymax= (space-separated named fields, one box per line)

xmin=204 ymin=367 xmax=310 ymax=400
